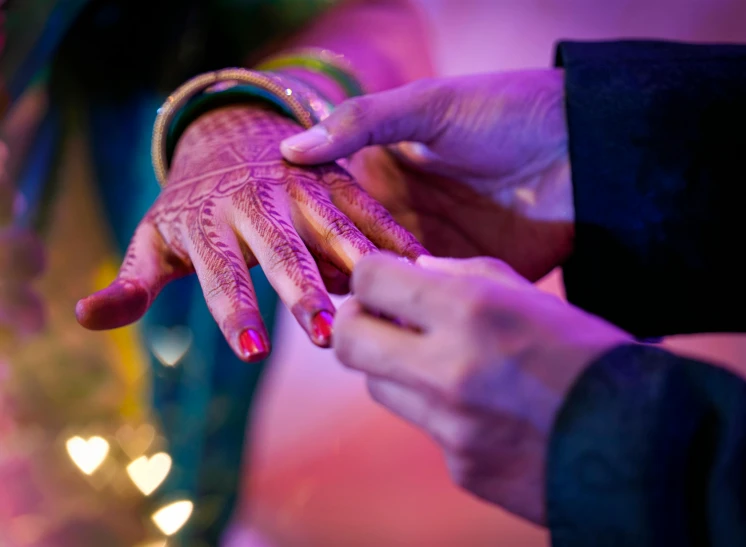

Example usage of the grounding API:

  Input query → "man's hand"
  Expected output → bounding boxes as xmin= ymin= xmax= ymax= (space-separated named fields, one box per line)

xmin=282 ymin=71 xmax=574 ymax=281
xmin=333 ymin=254 xmax=631 ymax=524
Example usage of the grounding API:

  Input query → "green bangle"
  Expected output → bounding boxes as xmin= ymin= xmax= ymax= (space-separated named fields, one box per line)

xmin=256 ymin=48 xmax=365 ymax=98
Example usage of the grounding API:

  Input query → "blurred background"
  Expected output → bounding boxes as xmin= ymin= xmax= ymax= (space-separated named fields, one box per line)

xmin=2 ymin=1 xmax=745 ymax=546
xmin=239 ymin=1 xmax=746 ymax=545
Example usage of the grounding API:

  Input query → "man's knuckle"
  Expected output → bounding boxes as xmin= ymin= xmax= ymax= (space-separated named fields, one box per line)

xmin=458 ymin=285 xmax=494 ymax=323
xmin=338 ymin=98 xmax=371 ymax=129
xmin=441 ymin=359 xmax=480 ymax=408
xmin=472 ymin=256 xmax=509 ymax=273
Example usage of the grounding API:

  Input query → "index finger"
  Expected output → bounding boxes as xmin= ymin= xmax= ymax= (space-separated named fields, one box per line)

xmin=351 ymin=253 xmax=454 ymax=329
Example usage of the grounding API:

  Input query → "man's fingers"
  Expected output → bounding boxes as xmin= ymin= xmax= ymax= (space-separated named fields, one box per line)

xmin=366 ymin=376 xmax=433 ymax=430
xmin=76 ymin=221 xmax=190 ymax=330
xmin=416 ymin=256 xmax=531 ymax=289
xmin=350 ymin=253 xmax=453 ymax=329
xmin=183 ymin=222 xmax=270 ymax=363
xmin=281 ymin=81 xmax=446 ymax=164
xmin=334 ymin=296 xmax=426 ymax=386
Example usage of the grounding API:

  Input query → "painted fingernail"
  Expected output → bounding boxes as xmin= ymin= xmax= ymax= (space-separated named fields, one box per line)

xmin=281 ymin=126 xmax=331 ymax=153
xmin=239 ymin=329 xmax=268 ymax=361
xmin=311 ymin=310 xmax=334 ymax=345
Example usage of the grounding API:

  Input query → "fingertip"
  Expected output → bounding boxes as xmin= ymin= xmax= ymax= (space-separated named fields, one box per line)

xmin=238 ymin=328 xmax=271 ymax=363
xmin=289 ymin=292 xmax=336 ymax=348
xmin=280 ymin=125 xmax=333 ymax=164
xmin=311 ymin=310 xmax=334 ymax=348
xmin=75 ymin=280 xmax=150 ymax=330
xmin=415 ymin=255 xmax=449 ymax=269
xmin=351 ymin=252 xmax=404 ymax=294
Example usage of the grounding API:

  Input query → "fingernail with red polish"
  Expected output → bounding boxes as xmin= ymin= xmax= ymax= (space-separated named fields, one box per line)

xmin=311 ymin=310 xmax=334 ymax=346
xmin=239 ymin=329 xmax=268 ymax=361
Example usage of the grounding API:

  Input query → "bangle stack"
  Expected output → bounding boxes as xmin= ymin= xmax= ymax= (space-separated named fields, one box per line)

xmin=151 ymin=49 xmax=363 ymax=187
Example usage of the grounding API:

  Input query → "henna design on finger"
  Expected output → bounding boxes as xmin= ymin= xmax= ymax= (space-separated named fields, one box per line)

xmin=185 ymin=200 xmax=255 ymax=316
xmin=288 ymin=172 xmax=377 ymax=267
xmin=141 ymin=106 xmax=416 ymax=346
xmin=182 ymin=199 xmax=269 ymax=359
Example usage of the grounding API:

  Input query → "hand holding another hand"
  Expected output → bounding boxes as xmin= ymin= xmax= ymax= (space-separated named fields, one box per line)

xmin=282 ymin=70 xmax=574 ymax=281
xmin=333 ymin=254 xmax=631 ymax=524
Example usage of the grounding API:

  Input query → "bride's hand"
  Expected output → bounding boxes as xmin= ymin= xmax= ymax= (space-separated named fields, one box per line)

xmin=76 ymin=104 xmax=425 ymax=361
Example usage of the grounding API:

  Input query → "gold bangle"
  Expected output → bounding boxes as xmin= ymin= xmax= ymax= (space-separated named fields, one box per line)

xmin=151 ymin=68 xmax=332 ymax=186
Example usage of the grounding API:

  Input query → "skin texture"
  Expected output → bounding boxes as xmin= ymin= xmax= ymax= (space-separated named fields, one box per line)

xmin=76 ymin=104 xmax=425 ymax=361
xmin=282 ymin=70 xmax=575 ymax=281
xmin=333 ymin=254 xmax=632 ymax=525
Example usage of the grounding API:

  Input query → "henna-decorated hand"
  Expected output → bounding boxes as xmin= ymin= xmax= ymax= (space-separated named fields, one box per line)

xmin=76 ymin=104 xmax=425 ymax=361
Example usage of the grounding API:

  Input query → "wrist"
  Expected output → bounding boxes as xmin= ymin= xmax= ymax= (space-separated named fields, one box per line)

xmin=153 ymin=68 xmax=331 ymax=185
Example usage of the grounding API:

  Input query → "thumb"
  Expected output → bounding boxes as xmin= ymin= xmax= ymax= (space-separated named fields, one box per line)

xmin=280 ymin=81 xmax=446 ymax=164
xmin=416 ymin=256 xmax=531 ymax=289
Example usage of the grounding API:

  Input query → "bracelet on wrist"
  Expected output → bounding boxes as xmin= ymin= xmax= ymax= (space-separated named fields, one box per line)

xmin=151 ymin=68 xmax=333 ymax=187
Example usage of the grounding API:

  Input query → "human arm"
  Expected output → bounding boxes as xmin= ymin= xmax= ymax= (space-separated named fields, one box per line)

xmin=549 ymin=343 xmax=746 ymax=546
xmin=332 ymin=254 xmax=746 ymax=545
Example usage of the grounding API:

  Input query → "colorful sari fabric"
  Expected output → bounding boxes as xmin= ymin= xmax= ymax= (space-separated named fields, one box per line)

xmin=0 ymin=1 xmax=337 ymax=544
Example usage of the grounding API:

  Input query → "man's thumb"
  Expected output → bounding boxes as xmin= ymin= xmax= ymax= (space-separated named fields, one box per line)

xmin=281 ymin=83 xmax=441 ymax=164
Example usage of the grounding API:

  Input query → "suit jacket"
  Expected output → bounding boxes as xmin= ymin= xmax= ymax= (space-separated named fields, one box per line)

xmin=548 ymin=41 xmax=746 ymax=546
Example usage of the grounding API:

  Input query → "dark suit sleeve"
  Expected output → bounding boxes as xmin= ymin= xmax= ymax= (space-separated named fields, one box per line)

xmin=547 ymin=344 xmax=746 ymax=547
xmin=555 ymin=41 xmax=746 ymax=338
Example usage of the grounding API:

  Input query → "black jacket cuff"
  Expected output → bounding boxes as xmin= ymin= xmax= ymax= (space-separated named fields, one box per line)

xmin=555 ymin=40 xmax=746 ymax=337
xmin=547 ymin=343 xmax=746 ymax=546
